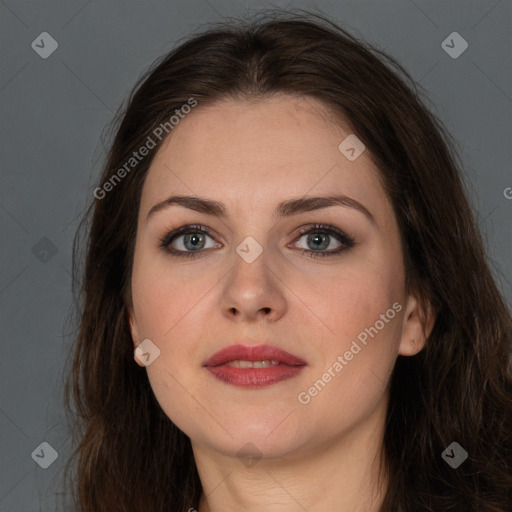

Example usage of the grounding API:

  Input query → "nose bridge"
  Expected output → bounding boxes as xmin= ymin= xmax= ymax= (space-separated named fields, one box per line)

xmin=230 ymin=234 xmax=271 ymax=293
xmin=226 ymin=200 xmax=274 ymax=266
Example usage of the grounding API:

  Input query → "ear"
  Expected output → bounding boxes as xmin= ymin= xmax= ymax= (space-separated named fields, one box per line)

xmin=398 ymin=293 xmax=435 ymax=356
xmin=127 ymin=304 xmax=145 ymax=368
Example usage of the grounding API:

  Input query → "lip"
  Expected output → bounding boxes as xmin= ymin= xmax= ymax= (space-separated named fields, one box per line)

xmin=203 ymin=344 xmax=307 ymax=388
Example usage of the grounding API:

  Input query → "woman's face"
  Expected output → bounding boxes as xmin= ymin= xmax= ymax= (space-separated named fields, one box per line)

xmin=128 ymin=95 xmax=428 ymax=460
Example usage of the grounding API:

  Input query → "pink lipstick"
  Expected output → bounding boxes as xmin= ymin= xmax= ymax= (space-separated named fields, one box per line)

xmin=203 ymin=344 xmax=307 ymax=388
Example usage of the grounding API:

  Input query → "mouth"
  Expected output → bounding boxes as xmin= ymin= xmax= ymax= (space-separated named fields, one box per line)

xmin=203 ymin=344 xmax=307 ymax=388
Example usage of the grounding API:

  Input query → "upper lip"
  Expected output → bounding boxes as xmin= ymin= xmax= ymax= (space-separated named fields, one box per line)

xmin=203 ymin=344 xmax=307 ymax=367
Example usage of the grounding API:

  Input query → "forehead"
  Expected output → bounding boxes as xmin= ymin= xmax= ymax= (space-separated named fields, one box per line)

xmin=140 ymin=95 xmax=389 ymax=221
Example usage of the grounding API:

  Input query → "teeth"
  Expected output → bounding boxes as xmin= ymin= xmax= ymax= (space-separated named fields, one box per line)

xmin=227 ymin=360 xmax=279 ymax=368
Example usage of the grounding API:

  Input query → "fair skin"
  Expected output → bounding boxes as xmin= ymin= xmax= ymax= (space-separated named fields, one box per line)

xmin=128 ymin=95 xmax=434 ymax=512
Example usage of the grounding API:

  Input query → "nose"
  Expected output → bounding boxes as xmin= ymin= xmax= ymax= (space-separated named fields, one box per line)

xmin=220 ymin=248 xmax=287 ymax=323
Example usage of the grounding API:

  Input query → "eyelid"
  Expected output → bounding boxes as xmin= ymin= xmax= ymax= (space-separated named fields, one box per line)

xmin=292 ymin=223 xmax=354 ymax=245
xmin=159 ymin=223 xmax=218 ymax=248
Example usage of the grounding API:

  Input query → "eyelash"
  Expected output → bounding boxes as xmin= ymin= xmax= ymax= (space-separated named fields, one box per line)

xmin=159 ymin=223 xmax=355 ymax=260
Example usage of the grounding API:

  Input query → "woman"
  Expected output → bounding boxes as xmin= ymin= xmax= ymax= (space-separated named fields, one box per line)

xmin=63 ymin=10 xmax=512 ymax=512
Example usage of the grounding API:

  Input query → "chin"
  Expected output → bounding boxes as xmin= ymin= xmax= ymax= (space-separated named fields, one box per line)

xmin=191 ymin=412 xmax=310 ymax=459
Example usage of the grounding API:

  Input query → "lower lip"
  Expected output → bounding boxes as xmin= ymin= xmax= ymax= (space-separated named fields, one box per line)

xmin=205 ymin=364 xmax=305 ymax=387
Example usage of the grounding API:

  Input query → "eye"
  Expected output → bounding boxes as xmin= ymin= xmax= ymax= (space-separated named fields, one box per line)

xmin=291 ymin=224 xmax=355 ymax=259
xmin=160 ymin=224 xmax=220 ymax=258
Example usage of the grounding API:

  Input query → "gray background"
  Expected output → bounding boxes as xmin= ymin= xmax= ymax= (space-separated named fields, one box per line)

xmin=1 ymin=0 xmax=511 ymax=510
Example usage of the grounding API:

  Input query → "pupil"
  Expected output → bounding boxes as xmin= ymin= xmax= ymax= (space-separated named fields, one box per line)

xmin=186 ymin=233 xmax=204 ymax=250
xmin=308 ymin=233 xmax=328 ymax=250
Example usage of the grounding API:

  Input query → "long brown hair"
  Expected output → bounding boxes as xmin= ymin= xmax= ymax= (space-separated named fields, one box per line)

xmin=62 ymin=10 xmax=512 ymax=511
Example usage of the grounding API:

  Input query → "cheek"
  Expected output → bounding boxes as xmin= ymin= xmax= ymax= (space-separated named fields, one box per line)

xmin=291 ymin=249 xmax=404 ymax=347
xmin=291 ymin=276 xmax=402 ymax=437
xmin=130 ymin=254 xmax=219 ymax=435
xmin=289 ymin=250 xmax=404 ymax=404
xmin=130 ymin=248 xmax=219 ymax=339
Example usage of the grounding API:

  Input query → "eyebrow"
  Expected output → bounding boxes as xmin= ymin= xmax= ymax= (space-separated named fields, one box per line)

xmin=147 ymin=194 xmax=376 ymax=225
